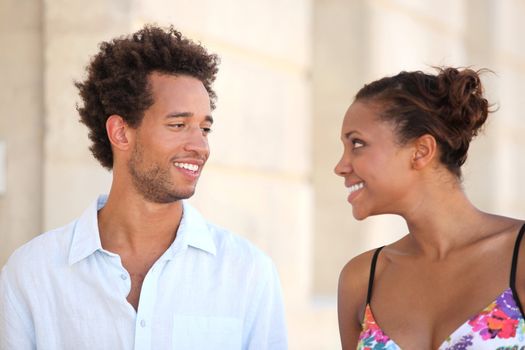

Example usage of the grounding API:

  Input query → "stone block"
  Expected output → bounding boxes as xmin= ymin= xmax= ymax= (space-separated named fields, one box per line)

xmin=494 ymin=0 xmax=525 ymax=58
xmin=132 ymin=0 xmax=311 ymax=67
xmin=43 ymin=161 xmax=112 ymax=231
xmin=45 ymin=0 xmax=131 ymax=35
xmin=367 ymin=1 xmax=467 ymax=78
xmin=378 ymin=0 xmax=465 ymax=32
xmin=209 ymin=51 xmax=310 ymax=175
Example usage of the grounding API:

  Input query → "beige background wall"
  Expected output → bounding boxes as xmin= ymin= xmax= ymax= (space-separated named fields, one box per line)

xmin=1 ymin=0 xmax=524 ymax=349
xmin=0 ymin=0 xmax=44 ymax=267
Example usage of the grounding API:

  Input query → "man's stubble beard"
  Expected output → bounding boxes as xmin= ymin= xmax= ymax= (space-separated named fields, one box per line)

xmin=127 ymin=141 xmax=196 ymax=204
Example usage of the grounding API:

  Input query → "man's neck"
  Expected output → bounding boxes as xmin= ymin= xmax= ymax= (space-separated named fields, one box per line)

xmin=97 ymin=187 xmax=184 ymax=256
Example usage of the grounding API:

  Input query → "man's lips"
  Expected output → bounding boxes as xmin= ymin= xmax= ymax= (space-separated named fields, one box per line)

xmin=172 ymin=159 xmax=206 ymax=178
xmin=173 ymin=162 xmax=200 ymax=172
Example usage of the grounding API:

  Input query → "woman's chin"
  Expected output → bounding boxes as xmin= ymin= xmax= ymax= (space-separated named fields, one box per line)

xmin=351 ymin=207 xmax=369 ymax=221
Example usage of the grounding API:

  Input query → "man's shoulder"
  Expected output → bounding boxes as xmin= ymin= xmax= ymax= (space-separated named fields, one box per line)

xmin=4 ymin=197 xmax=102 ymax=275
xmin=3 ymin=221 xmax=75 ymax=276
xmin=202 ymin=221 xmax=278 ymax=286
xmin=183 ymin=202 xmax=273 ymax=268
xmin=206 ymin=221 xmax=271 ymax=264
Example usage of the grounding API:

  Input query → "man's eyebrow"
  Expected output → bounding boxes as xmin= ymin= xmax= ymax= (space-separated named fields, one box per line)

xmin=165 ymin=112 xmax=214 ymax=123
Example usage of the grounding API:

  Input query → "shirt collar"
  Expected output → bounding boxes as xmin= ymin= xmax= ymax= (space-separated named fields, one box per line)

xmin=164 ymin=201 xmax=217 ymax=259
xmin=68 ymin=195 xmax=217 ymax=265
xmin=68 ymin=195 xmax=107 ymax=265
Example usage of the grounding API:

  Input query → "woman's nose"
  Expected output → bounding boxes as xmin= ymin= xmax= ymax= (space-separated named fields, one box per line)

xmin=334 ymin=153 xmax=352 ymax=177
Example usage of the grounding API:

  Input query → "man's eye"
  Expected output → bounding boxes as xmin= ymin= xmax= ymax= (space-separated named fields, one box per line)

xmin=168 ymin=123 xmax=184 ymax=128
xmin=201 ymin=127 xmax=212 ymax=134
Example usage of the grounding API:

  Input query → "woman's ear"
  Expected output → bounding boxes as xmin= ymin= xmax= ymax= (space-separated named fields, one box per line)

xmin=411 ymin=134 xmax=437 ymax=170
xmin=106 ymin=115 xmax=132 ymax=151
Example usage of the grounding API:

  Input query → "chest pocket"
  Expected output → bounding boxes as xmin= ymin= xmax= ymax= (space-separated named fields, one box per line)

xmin=172 ymin=315 xmax=242 ymax=349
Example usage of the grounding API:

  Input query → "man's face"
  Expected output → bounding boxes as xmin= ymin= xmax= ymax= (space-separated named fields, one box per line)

xmin=128 ymin=72 xmax=212 ymax=203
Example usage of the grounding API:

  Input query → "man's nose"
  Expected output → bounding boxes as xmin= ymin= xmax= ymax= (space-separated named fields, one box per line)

xmin=183 ymin=127 xmax=209 ymax=155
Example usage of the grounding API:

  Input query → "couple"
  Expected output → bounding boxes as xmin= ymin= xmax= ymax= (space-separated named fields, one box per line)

xmin=1 ymin=25 xmax=523 ymax=349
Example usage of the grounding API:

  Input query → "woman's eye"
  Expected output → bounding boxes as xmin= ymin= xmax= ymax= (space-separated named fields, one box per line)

xmin=351 ymin=139 xmax=364 ymax=149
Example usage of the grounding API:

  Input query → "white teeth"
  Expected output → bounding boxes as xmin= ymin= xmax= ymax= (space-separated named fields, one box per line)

xmin=174 ymin=162 xmax=199 ymax=172
xmin=347 ymin=182 xmax=364 ymax=195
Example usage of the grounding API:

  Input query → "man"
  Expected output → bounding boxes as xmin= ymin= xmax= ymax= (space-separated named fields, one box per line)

xmin=0 ymin=25 xmax=287 ymax=349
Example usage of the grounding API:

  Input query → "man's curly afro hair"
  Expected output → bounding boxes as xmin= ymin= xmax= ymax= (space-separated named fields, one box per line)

xmin=75 ymin=25 xmax=219 ymax=170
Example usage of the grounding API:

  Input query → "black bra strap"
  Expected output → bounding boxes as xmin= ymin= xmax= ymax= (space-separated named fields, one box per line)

xmin=510 ymin=223 xmax=525 ymax=318
xmin=366 ymin=246 xmax=385 ymax=305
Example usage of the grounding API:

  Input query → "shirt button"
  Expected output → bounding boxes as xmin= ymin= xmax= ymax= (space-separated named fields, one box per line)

xmin=140 ymin=319 xmax=146 ymax=327
xmin=120 ymin=274 xmax=127 ymax=280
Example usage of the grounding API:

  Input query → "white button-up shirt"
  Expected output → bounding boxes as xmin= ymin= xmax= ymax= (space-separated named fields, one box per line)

xmin=0 ymin=195 xmax=288 ymax=349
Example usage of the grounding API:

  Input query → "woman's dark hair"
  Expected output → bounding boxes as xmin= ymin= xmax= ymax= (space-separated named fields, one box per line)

xmin=76 ymin=25 xmax=220 ymax=169
xmin=355 ymin=67 xmax=492 ymax=177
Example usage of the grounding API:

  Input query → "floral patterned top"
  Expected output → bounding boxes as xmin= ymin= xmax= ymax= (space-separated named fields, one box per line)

xmin=358 ymin=288 xmax=525 ymax=349
xmin=357 ymin=224 xmax=525 ymax=350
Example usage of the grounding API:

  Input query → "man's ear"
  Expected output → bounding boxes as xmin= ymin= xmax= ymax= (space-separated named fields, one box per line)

xmin=411 ymin=134 xmax=437 ymax=170
xmin=106 ymin=115 xmax=132 ymax=151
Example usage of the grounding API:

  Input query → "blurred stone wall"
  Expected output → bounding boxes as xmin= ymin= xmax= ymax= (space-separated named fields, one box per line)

xmin=1 ymin=0 xmax=524 ymax=349
xmin=0 ymin=0 xmax=44 ymax=268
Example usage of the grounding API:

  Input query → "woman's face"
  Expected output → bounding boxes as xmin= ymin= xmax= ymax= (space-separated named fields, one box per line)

xmin=334 ymin=100 xmax=417 ymax=220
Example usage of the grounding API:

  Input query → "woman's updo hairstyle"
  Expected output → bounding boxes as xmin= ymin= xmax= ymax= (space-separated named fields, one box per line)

xmin=355 ymin=67 xmax=491 ymax=177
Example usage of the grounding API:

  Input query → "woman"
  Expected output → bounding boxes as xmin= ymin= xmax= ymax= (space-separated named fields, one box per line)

xmin=335 ymin=67 xmax=525 ymax=349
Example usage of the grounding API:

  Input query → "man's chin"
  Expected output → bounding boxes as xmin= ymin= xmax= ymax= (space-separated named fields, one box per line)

xmin=174 ymin=186 xmax=197 ymax=200
xmin=141 ymin=189 xmax=196 ymax=204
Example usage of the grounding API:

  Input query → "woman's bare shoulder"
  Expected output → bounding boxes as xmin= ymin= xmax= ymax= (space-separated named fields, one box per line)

xmin=338 ymin=248 xmax=382 ymax=349
xmin=338 ymin=248 xmax=383 ymax=316
xmin=339 ymin=249 xmax=378 ymax=290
